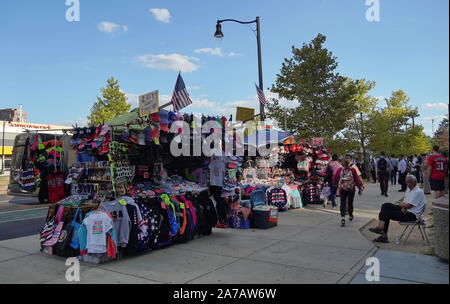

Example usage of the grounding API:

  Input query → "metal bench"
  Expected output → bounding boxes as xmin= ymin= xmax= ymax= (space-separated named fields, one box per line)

xmin=398 ymin=216 xmax=430 ymax=246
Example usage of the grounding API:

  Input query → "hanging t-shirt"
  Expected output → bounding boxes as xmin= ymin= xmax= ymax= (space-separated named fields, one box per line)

xmin=100 ymin=200 xmax=131 ymax=247
xmin=82 ymin=211 xmax=114 ymax=254
xmin=209 ymin=157 xmax=226 ymax=187
xmin=47 ymin=173 xmax=66 ymax=204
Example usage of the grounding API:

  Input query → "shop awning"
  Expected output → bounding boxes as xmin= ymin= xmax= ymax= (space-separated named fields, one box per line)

xmin=107 ymin=108 xmax=140 ymax=126
xmin=244 ymin=129 xmax=294 ymax=148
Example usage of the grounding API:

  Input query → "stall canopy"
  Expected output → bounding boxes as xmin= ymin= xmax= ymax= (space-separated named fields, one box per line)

xmin=244 ymin=129 xmax=294 ymax=148
xmin=107 ymin=108 xmax=140 ymax=127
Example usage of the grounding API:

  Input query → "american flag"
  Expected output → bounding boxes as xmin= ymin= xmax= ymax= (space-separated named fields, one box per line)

xmin=171 ymin=73 xmax=193 ymax=112
xmin=255 ymin=83 xmax=267 ymax=106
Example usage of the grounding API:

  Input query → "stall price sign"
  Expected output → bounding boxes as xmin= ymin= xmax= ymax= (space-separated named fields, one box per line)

xmin=236 ymin=106 xmax=255 ymax=122
xmin=139 ymin=90 xmax=159 ymax=117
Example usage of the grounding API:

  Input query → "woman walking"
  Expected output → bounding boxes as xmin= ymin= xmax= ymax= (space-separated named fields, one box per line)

xmin=333 ymin=159 xmax=365 ymax=227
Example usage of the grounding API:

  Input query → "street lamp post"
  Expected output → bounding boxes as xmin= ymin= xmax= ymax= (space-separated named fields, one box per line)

xmin=1 ymin=120 xmax=5 ymax=174
xmin=214 ymin=17 xmax=265 ymax=120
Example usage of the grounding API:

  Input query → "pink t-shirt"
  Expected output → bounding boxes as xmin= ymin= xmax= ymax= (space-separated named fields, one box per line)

xmin=328 ymin=161 xmax=342 ymax=175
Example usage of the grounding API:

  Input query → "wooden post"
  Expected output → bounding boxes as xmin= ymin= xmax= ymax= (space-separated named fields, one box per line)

xmin=159 ymin=102 xmax=173 ymax=110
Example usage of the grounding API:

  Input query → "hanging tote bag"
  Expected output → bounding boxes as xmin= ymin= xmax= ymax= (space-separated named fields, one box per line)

xmin=42 ymin=206 xmax=65 ymax=247
xmin=40 ymin=207 xmax=58 ymax=244
xmin=69 ymin=208 xmax=83 ymax=249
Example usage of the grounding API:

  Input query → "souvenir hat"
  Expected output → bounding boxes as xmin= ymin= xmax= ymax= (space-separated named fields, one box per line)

xmin=159 ymin=110 xmax=170 ymax=124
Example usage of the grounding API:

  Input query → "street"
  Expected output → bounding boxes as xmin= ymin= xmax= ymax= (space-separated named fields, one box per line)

xmin=0 ymin=195 xmax=49 ymax=241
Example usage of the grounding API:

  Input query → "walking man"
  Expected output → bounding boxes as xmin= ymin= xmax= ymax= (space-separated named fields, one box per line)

xmin=427 ymin=146 xmax=448 ymax=199
xmin=421 ymin=154 xmax=431 ymax=195
xmin=398 ymin=155 xmax=408 ymax=192
xmin=376 ymin=152 xmax=393 ymax=197
xmin=390 ymin=155 xmax=398 ymax=185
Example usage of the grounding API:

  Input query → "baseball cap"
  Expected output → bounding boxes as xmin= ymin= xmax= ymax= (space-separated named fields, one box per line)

xmin=159 ymin=110 xmax=170 ymax=124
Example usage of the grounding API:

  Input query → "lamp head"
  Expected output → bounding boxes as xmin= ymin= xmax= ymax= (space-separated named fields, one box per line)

xmin=214 ymin=22 xmax=224 ymax=39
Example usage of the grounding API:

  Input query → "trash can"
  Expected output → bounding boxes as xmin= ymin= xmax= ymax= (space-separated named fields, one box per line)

xmin=432 ymin=196 xmax=449 ymax=262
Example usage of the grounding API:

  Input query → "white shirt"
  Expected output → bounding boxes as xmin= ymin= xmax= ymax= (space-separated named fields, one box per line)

xmin=398 ymin=159 xmax=407 ymax=173
xmin=83 ymin=211 xmax=114 ymax=254
xmin=404 ymin=185 xmax=425 ymax=218
xmin=209 ymin=157 xmax=225 ymax=187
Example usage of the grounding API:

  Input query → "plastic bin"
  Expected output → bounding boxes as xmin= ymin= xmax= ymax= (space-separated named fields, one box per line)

xmin=250 ymin=206 xmax=278 ymax=229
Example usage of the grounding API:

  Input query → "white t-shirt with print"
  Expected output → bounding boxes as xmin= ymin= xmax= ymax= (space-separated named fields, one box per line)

xmin=209 ymin=157 xmax=225 ymax=187
xmin=83 ymin=211 xmax=114 ymax=254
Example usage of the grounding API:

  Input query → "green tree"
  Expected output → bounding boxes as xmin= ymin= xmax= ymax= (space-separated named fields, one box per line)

xmin=368 ymin=90 xmax=431 ymax=155
xmin=435 ymin=116 xmax=449 ymax=153
xmin=342 ymin=79 xmax=378 ymax=178
xmin=87 ymin=77 xmax=131 ymax=125
xmin=267 ymin=33 xmax=356 ymax=140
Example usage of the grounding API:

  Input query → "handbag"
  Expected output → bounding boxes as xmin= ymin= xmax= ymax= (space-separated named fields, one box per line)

xmin=40 ymin=208 xmax=57 ymax=244
xmin=42 ymin=206 xmax=65 ymax=247
xmin=69 ymin=208 xmax=83 ymax=249
xmin=54 ymin=221 xmax=75 ymax=256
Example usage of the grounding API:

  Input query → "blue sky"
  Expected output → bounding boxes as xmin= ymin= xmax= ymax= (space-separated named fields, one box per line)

xmin=0 ymin=0 xmax=448 ymax=135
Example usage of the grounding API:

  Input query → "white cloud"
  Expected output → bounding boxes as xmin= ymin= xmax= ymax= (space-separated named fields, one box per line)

xmin=134 ymin=53 xmax=200 ymax=73
xmin=150 ymin=8 xmax=171 ymax=23
xmin=98 ymin=21 xmax=128 ymax=33
xmin=194 ymin=48 xmax=240 ymax=57
xmin=420 ymin=115 xmax=447 ymax=122
xmin=423 ymin=102 xmax=448 ymax=110
xmin=187 ymin=86 xmax=201 ymax=90
xmin=195 ymin=48 xmax=224 ymax=56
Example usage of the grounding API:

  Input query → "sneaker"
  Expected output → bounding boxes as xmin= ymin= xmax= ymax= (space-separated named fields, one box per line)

xmin=340 ymin=219 xmax=345 ymax=227
xmin=349 ymin=215 xmax=354 ymax=221
xmin=385 ymin=194 xmax=388 ymax=197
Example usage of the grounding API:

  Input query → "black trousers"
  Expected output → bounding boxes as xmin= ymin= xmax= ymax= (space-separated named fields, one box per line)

xmin=340 ymin=190 xmax=355 ymax=217
xmin=378 ymin=203 xmax=416 ymax=234
xmin=399 ymin=172 xmax=408 ymax=191
xmin=378 ymin=171 xmax=390 ymax=195
xmin=209 ymin=185 xmax=229 ymax=225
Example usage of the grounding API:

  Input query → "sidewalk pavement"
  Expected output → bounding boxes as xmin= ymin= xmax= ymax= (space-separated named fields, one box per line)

xmin=0 ymin=182 xmax=447 ymax=284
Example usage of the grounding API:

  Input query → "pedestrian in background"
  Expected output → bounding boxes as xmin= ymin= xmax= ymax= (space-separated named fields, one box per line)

xmin=333 ymin=158 xmax=364 ymax=227
xmin=370 ymin=158 xmax=377 ymax=183
xmin=421 ymin=153 xmax=431 ymax=195
xmin=390 ymin=154 xmax=398 ymax=186
xmin=375 ymin=152 xmax=393 ymax=197
xmin=398 ymin=155 xmax=408 ymax=192
xmin=324 ymin=154 xmax=342 ymax=209
xmin=427 ymin=145 xmax=448 ymax=199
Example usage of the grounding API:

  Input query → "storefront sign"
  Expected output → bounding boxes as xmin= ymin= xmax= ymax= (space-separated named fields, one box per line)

xmin=139 ymin=90 xmax=159 ymax=117
xmin=236 ymin=107 xmax=255 ymax=122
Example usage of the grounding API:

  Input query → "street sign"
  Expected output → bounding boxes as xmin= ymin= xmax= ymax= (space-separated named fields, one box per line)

xmin=236 ymin=107 xmax=255 ymax=122
xmin=139 ymin=90 xmax=159 ymax=117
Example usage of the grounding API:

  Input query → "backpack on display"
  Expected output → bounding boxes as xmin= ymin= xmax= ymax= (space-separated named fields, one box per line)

xmin=338 ymin=168 xmax=355 ymax=191
xmin=378 ymin=158 xmax=388 ymax=171
xmin=250 ymin=189 xmax=266 ymax=209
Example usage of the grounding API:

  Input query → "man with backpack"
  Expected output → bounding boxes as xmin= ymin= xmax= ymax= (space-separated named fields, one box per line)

xmin=375 ymin=152 xmax=393 ymax=197
xmin=333 ymin=159 xmax=365 ymax=227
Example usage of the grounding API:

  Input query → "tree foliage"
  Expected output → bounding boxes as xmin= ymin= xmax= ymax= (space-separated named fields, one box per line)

xmin=267 ymin=33 xmax=356 ymax=140
xmin=342 ymin=79 xmax=378 ymax=176
xmin=368 ymin=90 xmax=431 ymax=155
xmin=87 ymin=77 xmax=131 ymax=126
xmin=435 ymin=116 xmax=449 ymax=153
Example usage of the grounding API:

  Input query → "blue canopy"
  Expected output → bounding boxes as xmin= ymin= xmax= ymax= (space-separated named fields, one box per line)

xmin=244 ymin=129 xmax=294 ymax=147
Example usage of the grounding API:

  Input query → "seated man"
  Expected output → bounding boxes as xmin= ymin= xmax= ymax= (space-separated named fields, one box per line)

xmin=369 ymin=175 xmax=425 ymax=243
